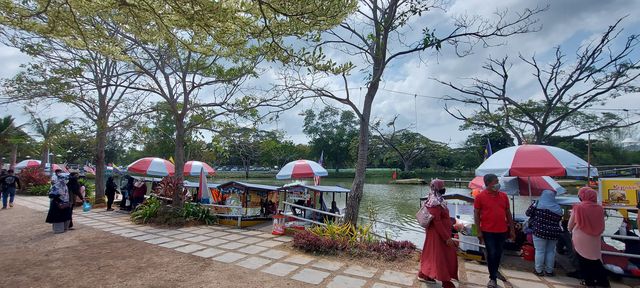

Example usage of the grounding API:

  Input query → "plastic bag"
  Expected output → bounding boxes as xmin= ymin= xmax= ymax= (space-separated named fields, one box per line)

xmin=82 ymin=201 xmax=92 ymax=212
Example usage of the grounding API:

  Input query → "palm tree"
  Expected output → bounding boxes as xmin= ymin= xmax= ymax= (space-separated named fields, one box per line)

xmin=29 ymin=115 xmax=70 ymax=170
xmin=0 ymin=116 xmax=31 ymax=169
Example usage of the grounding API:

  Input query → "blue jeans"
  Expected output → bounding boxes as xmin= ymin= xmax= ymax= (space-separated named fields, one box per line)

xmin=533 ymin=235 xmax=558 ymax=273
xmin=2 ymin=187 xmax=16 ymax=208
xmin=483 ymin=231 xmax=507 ymax=281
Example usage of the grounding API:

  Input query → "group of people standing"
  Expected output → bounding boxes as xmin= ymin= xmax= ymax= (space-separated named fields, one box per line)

xmin=418 ymin=174 xmax=612 ymax=288
xmin=45 ymin=170 xmax=86 ymax=233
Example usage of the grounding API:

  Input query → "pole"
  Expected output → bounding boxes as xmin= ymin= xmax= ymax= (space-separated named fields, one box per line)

xmin=587 ymin=134 xmax=592 ymax=185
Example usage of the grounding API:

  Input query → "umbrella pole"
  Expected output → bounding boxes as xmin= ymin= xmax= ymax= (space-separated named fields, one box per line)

xmin=511 ymin=196 xmax=515 ymax=219
xmin=528 ymin=176 xmax=532 ymax=199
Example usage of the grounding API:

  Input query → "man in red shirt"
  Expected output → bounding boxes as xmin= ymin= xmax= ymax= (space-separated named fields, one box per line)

xmin=474 ymin=174 xmax=515 ymax=288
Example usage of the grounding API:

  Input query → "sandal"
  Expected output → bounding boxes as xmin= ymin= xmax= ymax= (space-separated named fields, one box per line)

xmin=417 ymin=277 xmax=435 ymax=283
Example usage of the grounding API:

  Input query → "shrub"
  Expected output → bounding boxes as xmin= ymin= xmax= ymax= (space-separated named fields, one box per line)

xmin=131 ymin=197 xmax=162 ymax=224
xmin=130 ymin=197 xmax=217 ymax=226
xmin=293 ymin=227 xmax=416 ymax=261
xmin=28 ymin=184 xmax=51 ymax=196
xmin=18 ymin=167 xmax=50 ymax=188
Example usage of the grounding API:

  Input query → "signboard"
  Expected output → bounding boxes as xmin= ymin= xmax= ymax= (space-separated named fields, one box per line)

xmin=599 ymin=178 xmax=640 ymax=209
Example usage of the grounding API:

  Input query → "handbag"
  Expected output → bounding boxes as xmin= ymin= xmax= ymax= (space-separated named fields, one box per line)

xmin=57 ymin=201 xmax=70 ymax=210
xmin=416 ymin=204 xmax=434 ymax=228
xmin=82 ymin=201 xmax=92 ymax=212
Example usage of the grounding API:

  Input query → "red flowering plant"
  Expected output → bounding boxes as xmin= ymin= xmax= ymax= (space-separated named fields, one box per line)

xmin=18 ymin=167 xmax=51 ymax=195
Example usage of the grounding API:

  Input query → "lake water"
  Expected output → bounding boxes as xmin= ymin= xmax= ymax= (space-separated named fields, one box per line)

xmin=218 ymin=177 xmax=625 ymax=248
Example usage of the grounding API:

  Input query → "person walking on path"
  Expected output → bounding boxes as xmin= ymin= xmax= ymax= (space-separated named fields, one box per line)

xmin=46 ymin=169 xmax=72 ymax=233
xmin=474 ymin=174 xmax=515 ymax=288
xmin=105 ymin=176 xmax=117 ymax=211
xmin=526 ymin=189 xmax=563 ymax=276
xmin=418 ymin=179 xmax=458 ymax=288
xmin=66 ymin=172 xmax=84 ymax=229
xmin=1 ymin=169 xmax=21 ymax=209
xmin=569 ymin=187 xmax=610 ymax=287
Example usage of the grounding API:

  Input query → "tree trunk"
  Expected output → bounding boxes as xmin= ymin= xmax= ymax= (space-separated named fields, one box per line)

xmin=40 ymin=146 xmax=48 ymax=171
xmin=403 ymin=161 xmax=411 ymax=172
xmin=9 ymin=144 xmax=17 ymax=170
xmin=173 ymin=118 xmax=186 ymax=206
xmin=243 ymin=159 xmax=249 ymax=179
xmin=94 ymin=120 xmax=108 ymax=205
xmin=344 ymin=91 xmax=375 ymax=225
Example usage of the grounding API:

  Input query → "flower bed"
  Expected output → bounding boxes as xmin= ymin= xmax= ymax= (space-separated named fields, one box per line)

xmin=292 ymin=223 xmax=416 ymax=261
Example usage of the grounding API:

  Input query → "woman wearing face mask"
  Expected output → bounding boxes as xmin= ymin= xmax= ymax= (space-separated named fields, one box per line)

xmin=526 ymin=190 xmax=563 ymax=276
xmin=417 ymin=179 xmax=458 ymax=288
xmin=46 ymin=169 xmax=72 ymax=233
xmin=569 ymin=187 xmax=610 ymax=287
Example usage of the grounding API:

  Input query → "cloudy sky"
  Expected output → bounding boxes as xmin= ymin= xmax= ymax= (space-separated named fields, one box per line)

xmin=1 ymin=0 xmax=639 ymax=147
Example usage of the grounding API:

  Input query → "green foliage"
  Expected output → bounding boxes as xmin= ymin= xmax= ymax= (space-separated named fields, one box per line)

xmin=308 ymin=222 xmax=375 ymax=244
xmin=181 ymin=202 xmax=217 ymax=225
xmin=303 ymin=107 xmax=359 ymax=170
xmin=131 ymin=197 xmax=162 ymax=224
xmin=131 ymin=197 xmax=217 ymax=226
xmin=27 ymin=184 xmax=51 ymax=196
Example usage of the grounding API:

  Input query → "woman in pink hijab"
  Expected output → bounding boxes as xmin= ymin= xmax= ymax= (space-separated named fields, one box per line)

xmin=568 ymin=187 xmax=609 ymax=287
xmin=417 ymin=179 xmax=457 ymax=288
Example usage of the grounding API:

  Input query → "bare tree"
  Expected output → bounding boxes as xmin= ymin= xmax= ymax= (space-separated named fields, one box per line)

xmin=1 ymin=33 xmax=148 ymax=204
xmin=440 ymin=18 xmax=640 ymax=144
xmin=371 ymin=116 xmax=434 ymax=172
xmin=276 ymin=0 xmax=546 ymax=224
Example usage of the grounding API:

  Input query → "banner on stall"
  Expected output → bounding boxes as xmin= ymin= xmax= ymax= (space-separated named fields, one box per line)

xmin=599 ymin=178 xmax=640 ymax=208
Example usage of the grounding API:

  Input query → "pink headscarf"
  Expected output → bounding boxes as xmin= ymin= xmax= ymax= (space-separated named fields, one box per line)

xmin=572 ymin=187 xmax=605 ymax=236
xmin=425 ymin=179 xmax=446 ymax=208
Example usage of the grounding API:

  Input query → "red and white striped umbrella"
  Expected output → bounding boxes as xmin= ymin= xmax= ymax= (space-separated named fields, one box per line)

xmin=276 ymin=159 xmax=328 ymax=180
xmin=184 ymin=161 xmax=216 ymax=177
xmin=15 ymin=159 xmax=41 ymax=169
xmin=475 ymin=145 xmax=597 ymax=177
xmin=469 ymin=176 xmax=566 ymax=196
xmin=127 ymin=157 xmax=175 ymax=177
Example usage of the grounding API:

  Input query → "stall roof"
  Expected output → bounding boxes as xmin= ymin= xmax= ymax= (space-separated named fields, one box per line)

xmin=183 ymin=180 xmax=220 ymax=189
xmin=279 ymin=184 xmax=350 ymax=193
xmin=218 ymin=181 xmax=279 ymax=191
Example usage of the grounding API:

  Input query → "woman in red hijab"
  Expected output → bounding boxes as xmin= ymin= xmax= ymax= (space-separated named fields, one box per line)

xmin=568 ymin=187 xmax=609 ymax=287
xmin=417 ymin=179 xmax=457 ymax=288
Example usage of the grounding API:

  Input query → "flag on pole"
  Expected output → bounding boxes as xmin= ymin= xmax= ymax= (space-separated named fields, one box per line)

xmin=314 ymin=151 xmax=324 ymax=186
xmin=199 ymin=167 xmax=212 ymax=204
xmin=483 ymin=139 xmax=493 ymax=161
xmin=168 ymin=156 xmax=175 ymax=164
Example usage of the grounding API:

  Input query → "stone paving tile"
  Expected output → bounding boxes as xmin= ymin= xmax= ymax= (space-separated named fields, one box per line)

xmin=502 ymin=269 xmax=541 ymax=281
xmin=465 ymin=271 xmax=492 ymax=286
xmin=157 ymin=230 xmax=182 ymax=237
xmin=158 ymin=240 xmax=189 ymax=249
xmin=284 ymin=255 xmax=315 ymax=265
xmin=237 ymin=237 xmax=263 ymax=245
xmin=242 ymin=230 xmax=263 ymax=236
xmin=257 ymin=233 xmax=277 ymax=238
xmin=205 ymin=231 xmax=229 ymax=238
xmin=343 ymin=265 xmax=378 ymax=278
xmin=464 ymin=262 xmax=487 ymax=272
xmin=544 ymin=276 xmax=582 ymax=286
xmin=175 ymin=244 xmax=207 ymax=253
xmin=212 ymin=252 xmax=247 ymax=263
xmin=93 ymin=224 xmax=115 ymax=229
xmin=508 ymin=279 xmax=549 ymax=288
xmin=192 ymin=248 xmax=225 ymax=258
xmin=235 ymin=256 xmax=272 ymax=270
xmin=121 ymin=231 xmax=148 ymax=238
xmin=183 ymin=235 xmax=211 ymax=243
xmin=221 ymin=234 xmax=245 ymax=241
xmin=273 ymin=236 xmax=293 ymax=242
xmin=145 ymin=237 xmax=174 ymax=244
xmin=311 ymin=259 xmax=344 ymax=271
xmin=102 ymin=226 xmax=126 ymax=232
xmin=218 ymin=242 xmax=247 ymax=250
xmin=371 ymin=283 xmax=401 ymax=288
xmin=290 ymin=268 xmax=330 ymax=285
xmin=172 ymin=233 xmax=198 ymax=239
xmin=226 ymin=228 xmax=244 ymax=233
xmin=260 ymin=249 xmax=289 ymax=260
xmin=380 ymin=270 xmax=414 ymax=286
xmin=190 ymin=228 xmax=213 ymax=235
xmin=110 ymin=228 xmax=137 ymax=235
xmin=178 ymin=227 xmax=200 ymax=232
xmin=326 ymin=275 xmax=367 ymax=288
xmin=237 ymin=245 xmax=269 ymax=254
xmin=255 ymin=240 xmax=282 ymax=248
xmin=132 ymin=234 xmax=160 ymax=241
xmin=262 ymin=263 xmax=300 ymax=277
xmin=200 ymin=238 xmax=229 ymax=246
xmin=144 ymin=228 xmax=165 ymax=233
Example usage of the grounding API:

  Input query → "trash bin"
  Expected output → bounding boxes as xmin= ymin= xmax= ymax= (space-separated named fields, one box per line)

xmin=272 ymin=213 xmax=285 ymax=235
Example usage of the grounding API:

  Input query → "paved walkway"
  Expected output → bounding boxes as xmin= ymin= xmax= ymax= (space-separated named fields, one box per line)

xmin=16 ymin=196 xmax=635 ymax=288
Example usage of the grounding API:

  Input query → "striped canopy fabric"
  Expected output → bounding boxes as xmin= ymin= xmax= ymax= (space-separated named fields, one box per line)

xmin=469 ymin=176 xmax=566 ymax=196
xmin=276 ymin=159 xmax=328 ymax=180
xmin=475 ymin=145 xmax=598 ymax=177
xmin=184 ymin=161 xmax=216 ymax=177
xmin=127 ymin=157 xmax=175 ymax=177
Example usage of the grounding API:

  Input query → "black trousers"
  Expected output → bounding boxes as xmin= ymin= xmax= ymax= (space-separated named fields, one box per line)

xmin=483 ymin=231 xmax=507 ymax=281
xmin=106 ymin=192 xmax=115 ymax=209
xmin=577 ymin=253 xmax=610 ymax=287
